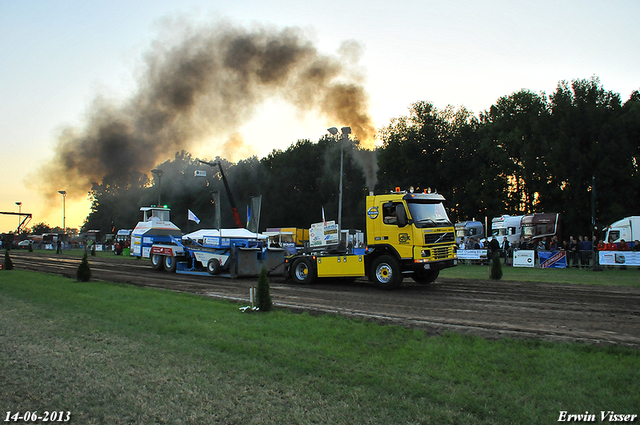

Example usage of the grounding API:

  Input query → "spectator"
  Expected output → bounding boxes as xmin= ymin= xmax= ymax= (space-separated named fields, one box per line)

xmin=618 ymin=239 xmax=629 ymax=251
xmin=633 ymin=240 xmax=640 ymax=252
xmin=580 ymin=235 xmax=592 ymax=268
xmin=489 ymin=236 xmax=500 ymax=258
xmin=569 ymin=236 xmax=578 ymax=267
xmin=604 ymin=236 xmax=617 ymax=251
xmin=501 ymin=237 xmax=510 ymax=264
xmin=520 ymin=237 xmax=531 ymax=250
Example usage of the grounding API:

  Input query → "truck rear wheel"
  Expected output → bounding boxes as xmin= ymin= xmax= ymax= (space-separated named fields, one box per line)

xmin=207 ymin=258 xmax=221 ymax=275
xmin=291 ymin=257 xmax=316 ymax=284
xmin=371 ymin=255 xmax=402 ymax=290
xmin=150 ymin=254 xmax=163 ymax=271
xmin=163 ymin=255 xmax=177 ymax=272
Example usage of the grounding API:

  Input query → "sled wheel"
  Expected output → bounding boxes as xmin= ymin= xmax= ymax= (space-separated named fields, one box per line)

xmin=150 ymin=254 xmax=164 ymax=271
xmin=207 ymin=258 xmax=221 ymax=275
xmin=163 ymin=255 xmax=177 ymax=272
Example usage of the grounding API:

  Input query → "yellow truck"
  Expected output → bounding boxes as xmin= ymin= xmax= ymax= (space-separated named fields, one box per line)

xmin=285 ymin=188 xmax=457 ymax=289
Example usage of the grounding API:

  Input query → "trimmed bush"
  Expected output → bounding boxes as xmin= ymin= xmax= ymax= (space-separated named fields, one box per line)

xmin=257 ymin=265 xmax=272 ymax=312
xmin=490 ymin=252 xmax=503 ymax=280
xmin=4 ymin=250 xmax=14 ymax=270
xmin=76 ymin=251 xmax=92 ymax=282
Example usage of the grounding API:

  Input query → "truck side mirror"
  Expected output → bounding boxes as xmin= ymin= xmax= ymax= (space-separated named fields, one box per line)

xmin=396 ymin=204 xmax=408 ymax=227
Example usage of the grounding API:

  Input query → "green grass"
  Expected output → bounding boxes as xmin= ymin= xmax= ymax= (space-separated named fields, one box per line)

xmin=440 ymin=262 xmax=640 ymax=287
xmin=1 ymin=270 xmax=638 ymax=424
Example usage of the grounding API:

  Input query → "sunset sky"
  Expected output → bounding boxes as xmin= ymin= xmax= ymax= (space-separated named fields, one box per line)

xmin=1 ymin=0 xmax=638 ymax=233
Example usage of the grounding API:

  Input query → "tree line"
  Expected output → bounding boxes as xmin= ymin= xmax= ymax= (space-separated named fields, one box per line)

xmin=73 ymin=76 xmax=639 ymax=240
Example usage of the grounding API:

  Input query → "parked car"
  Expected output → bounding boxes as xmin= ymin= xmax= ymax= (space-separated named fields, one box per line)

xmin=18 ymin=240 xmax=32 ymax=249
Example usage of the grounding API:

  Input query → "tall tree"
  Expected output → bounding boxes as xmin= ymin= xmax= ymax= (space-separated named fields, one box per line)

xmin=547 ymin=77 xmax=628 ymax=235
xmin=479 ymin=89 xmax=551 ymax=215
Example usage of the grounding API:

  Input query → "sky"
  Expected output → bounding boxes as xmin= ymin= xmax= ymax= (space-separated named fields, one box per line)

xmin=1 ymin=0 xmax=638 ymax=234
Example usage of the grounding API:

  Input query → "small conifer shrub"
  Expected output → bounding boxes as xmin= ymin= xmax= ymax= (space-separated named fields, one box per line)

xmin=4 ymin=250 xmax=14 ymax=270
xmin=257 ymin=266 xmax=272 ymax=312
xmin=77 ymin=251 xmax=92 ymax=282
xmin=490 ymin=252 xmax=503 ymax=280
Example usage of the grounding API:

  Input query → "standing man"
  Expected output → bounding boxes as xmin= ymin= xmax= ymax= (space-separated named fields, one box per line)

xmin=501 ymin=236 xmax=510 ymax=265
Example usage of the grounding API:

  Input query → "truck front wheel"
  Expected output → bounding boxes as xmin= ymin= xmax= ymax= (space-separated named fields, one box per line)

xmin=371 ymin=255 xmax=402 ymax=290
xmin=291 ymin=257 xmax=316 ymax=284
xmin=151 ymin=254 xmax=164 ymax=271
xmin=412 ymin=269 xmax=439 ymax=284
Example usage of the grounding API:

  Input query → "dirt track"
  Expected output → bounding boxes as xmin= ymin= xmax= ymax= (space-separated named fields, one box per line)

xmin=9 ymin=251 xmax=640 ymax=348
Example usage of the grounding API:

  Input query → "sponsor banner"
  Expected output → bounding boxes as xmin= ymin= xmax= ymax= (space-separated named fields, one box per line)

xmin=310 ymin=221 xmax=339 ymax=247
xmin=456 ymin=249 xmax=488 ymax=260
xmin=513 ymin=250 xmax=535 ymax=268
xmin=151 ymin=246 xmax=174 ymax=256
xmin=599 ymin=251 xmax=640 ymax=266
xmin=539 ymin=251 xmax=566 ymax=268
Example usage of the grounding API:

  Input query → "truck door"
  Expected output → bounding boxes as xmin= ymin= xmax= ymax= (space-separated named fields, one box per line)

xmin=379 ymin=201 xmax=412 ymax=259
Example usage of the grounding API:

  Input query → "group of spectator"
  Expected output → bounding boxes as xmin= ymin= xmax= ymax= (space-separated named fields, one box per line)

xmin=458 ymin=234 xmax=640 ymax=268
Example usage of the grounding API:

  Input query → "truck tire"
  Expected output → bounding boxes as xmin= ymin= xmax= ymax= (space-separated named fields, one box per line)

xmin=412 ymin=269 xmax=439 ymax=284
xmin=291 ymin=257 xmax=316 ymax=284
xmin=163 ymin=255 xmax=177 ymax=272
xmin=371 ymin=255 xmax=402 ymax=290
xmin=150 ymin=254 xmax=164 ymax=271
xmin=207 ymin=258 xmax=221 ymax=275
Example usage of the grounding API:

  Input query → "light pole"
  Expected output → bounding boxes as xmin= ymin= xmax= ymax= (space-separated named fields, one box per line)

xmin=151 ymin=169 xmax=164 ymax=205
xmin=15 ymin=202 xmax=21 ymax=232
xmin=327 ymin=126 xmax=351 ymax=231
xmin=58 ymin=191 xmax=66 ymax=241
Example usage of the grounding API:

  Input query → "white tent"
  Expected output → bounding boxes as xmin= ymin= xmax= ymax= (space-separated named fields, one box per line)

xmin=183 ymin=228 xmax=267 ymax=241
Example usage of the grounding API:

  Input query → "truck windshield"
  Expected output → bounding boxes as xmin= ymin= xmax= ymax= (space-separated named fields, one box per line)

xmin=407 ymin=201 xmax=452 ymax=228
xmin=522 ymin=225 xmax=535 ymax=237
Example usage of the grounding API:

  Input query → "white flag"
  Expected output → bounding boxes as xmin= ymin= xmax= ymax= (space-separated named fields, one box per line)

xmin=322 ymin=207 xmax=326 ymax=224
xmin=188 ymin=209 xmax=200 ymax=224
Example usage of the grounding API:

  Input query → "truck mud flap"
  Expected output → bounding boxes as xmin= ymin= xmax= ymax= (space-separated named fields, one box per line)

xmin=233 ymin=247 xmax=286 ymax=278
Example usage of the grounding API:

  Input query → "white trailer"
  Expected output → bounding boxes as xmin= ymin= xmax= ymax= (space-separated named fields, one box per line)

xmin=603 ymin=216 xmax=640 ymax=244
xmin=490 ymin=215 xmax=524 ymax=245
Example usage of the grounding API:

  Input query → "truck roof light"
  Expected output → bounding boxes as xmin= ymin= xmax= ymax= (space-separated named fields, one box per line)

xmin=395 ymin=187 xmax=401 ymax=192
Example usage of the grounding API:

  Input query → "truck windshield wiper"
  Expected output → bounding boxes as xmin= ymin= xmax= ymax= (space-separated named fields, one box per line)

xmin=415 ymin=218 xmax=435 ymax=224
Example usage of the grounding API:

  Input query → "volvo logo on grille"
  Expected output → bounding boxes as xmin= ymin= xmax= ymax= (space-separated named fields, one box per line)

xmin=367 ymin=206 xmax=379 ymax=219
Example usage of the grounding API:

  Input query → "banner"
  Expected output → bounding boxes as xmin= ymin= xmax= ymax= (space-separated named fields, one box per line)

xmin=456 ymin=249 xmax=487 ymax=260
xmin=599 ymin=251 xmax=640 ymax=266
xmin=539 ymin=251 xmax=567 ymax=268
xmin=513 ymin=250 xmax=535 ymax=267
xmin=310 ymin=221 xmax=339 ymax=247
xmin=247 ymin=196 xmax=262 ymax=233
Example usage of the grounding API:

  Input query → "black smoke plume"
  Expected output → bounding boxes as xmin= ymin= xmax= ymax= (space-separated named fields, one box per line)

xmin=35 ymin=19 xmax=378 ymax=200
